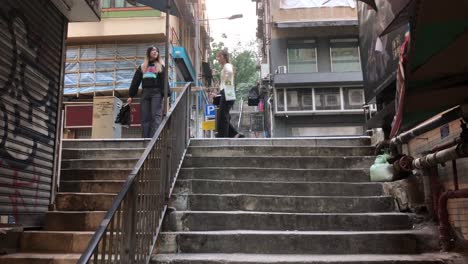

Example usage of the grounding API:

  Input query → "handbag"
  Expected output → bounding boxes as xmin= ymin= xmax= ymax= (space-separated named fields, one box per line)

xmin=223 ymin=84 xmax=236 ymax=101
xmin=248 ymin=86 xmax=260 ymax=106
xmin=115 ymin=103 xmax=131 ymax=127
xmin=213 ymin=95 xmax=222 ymax=106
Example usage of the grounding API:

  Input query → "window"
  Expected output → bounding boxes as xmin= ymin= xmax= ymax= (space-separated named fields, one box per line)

xmin=275 ymin=87 xmax=365 ymax=113
xmin=287 ymin=40 xmax=317 ymax=73
xmin=315 ymin=88 xmax=341 ymax=110
xmin=276 ymin=89 xmax=285 ymax=111
xmin=286 ymin=88 xmax=313 ymax=111
xmin=102 ymin=0 xmax=145 ymax=8
xmin=330 ymin=39 xmax=361 ymax=72
xmin=343 ymin=88 xmax=364 ymax=109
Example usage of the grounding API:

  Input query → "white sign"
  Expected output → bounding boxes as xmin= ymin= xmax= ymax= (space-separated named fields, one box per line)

xmin=280 ymin=0 xmax=356 ymax=9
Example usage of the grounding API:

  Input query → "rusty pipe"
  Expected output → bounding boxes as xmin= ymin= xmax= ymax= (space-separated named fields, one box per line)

xmin=438 ymin=189 xmax=468 ymax=251
xmin=412 ymin=143 xmax=468 ymax=169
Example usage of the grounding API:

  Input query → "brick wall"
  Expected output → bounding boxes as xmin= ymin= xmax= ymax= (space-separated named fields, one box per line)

xmin=407 ymin=118 xmax=468 ymax=240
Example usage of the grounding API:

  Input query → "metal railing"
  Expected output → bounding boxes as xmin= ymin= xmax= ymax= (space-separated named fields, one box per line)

xmin=78 ymin=82 xmax=192 ymax=264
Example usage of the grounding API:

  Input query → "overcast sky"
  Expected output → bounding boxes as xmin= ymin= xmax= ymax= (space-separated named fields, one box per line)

xmin=205 ymin=0 xmax=257 ymax=51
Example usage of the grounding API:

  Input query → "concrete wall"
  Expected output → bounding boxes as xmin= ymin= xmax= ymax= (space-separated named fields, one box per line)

xmin=67 ymin=14 xmax=181 ymax=43
xmin=274 ymin=115 xmax=365 ymax=137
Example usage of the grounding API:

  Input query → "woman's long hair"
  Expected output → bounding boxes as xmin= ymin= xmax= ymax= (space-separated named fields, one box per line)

xmin=142 ymin=46 xmax=164 ymax=73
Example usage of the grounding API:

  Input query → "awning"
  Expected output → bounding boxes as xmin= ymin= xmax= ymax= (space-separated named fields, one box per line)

xmin=173 ymin=46 xmax=195 ymax=82
xmin=128 ymin=0 xmax=180 ymax=17
xmin=401 ymin=0 xmax=468 ymax=128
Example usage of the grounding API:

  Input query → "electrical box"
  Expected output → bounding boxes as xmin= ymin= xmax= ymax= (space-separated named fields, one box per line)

xmin=91 ymin=96 xmax=122 ymax=139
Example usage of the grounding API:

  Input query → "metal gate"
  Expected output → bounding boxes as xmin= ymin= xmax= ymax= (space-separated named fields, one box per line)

xmin=0 ymin=0 xmax=66 ymax=226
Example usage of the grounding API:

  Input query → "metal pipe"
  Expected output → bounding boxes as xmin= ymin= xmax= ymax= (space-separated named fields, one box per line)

xmin=429 ymin=167 xmax=442 ymax=221
xmin=390 ymin=107 xmax=460 ymax=146
xmin=195 ymin=2 xmax=200 ymax=138
xmin=438 ymin=189 xmax=468 ymax=251
xmin=412 ymin=143 xmax=468 ymax=169
xmin=452 ymin=160 xmax=459 ymax=191
xmin=238 ymin=98 xmax=243 ymax=131
xmin=163 ymin=0 xmax=171 ymax=114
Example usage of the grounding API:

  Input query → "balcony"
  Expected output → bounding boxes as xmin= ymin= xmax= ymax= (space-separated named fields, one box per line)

xmin=51 ymin=0 xmax=101 ymax=22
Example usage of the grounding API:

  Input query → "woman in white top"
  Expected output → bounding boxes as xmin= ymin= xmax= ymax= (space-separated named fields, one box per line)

xmin=215 ymin=50 xmax=244 ymax=138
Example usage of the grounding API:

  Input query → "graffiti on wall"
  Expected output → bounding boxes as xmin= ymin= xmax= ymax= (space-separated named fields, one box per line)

xmin=0 ymin=7 xmax=60 ymax=223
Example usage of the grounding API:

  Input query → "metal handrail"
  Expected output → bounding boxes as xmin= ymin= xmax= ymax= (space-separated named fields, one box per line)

xmin=78 ymin=82 xmax=192 ymax=264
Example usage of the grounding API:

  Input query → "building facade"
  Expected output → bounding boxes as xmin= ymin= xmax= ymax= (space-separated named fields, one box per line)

xmin=256 ymin=0 xmax=369 ymax=137
xmin=63 ymin=0 xmax=210 ymax=138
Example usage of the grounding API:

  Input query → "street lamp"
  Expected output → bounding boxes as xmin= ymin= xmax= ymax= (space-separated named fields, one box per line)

xmin=194 ymin=11 xmax=242 ymax=138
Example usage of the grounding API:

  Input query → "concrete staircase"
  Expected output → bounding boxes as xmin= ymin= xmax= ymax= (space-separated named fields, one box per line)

xmin=152 ymin=138 xmax=462 ymax=264
xmin=0 ymin=139 xmax=147 ymax=264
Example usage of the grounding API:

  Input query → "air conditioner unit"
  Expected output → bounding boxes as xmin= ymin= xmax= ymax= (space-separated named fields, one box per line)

xmin=348 ymin=89 xmax=364 ymax=106
xmin=325 ymin=94 xmax=340 ymax=107
xmin=277 ymin=66 xmax=287 ymax=74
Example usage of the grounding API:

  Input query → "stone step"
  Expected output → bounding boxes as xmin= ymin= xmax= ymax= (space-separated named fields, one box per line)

xmin=0 ymin=253 xmax=80 ymax=264
xmin=20 ymin=231 xmax=93 ymax=253
xmin=157 ymin=229 xmax=436 ymax=255
xmin=166 ymin=211 xmax=412 ymax=231
xmin=44 ymin=211 xmax=106 ymax=231
xmin=179 ymin=168 xmax=369 ymax=182
xmin=60 ymin=168 xmax=132 ymax=181
xmin=62 ymin=148 xmax=145 ymax=159
xmin=61 ymin=158 xmax=139 ymax=170
xmin=183 ymin=156 xmax=374 ymax=169
xmin=187 ymin=146 xmax=375 ymax=157
xmin=62 ymin=139 xmax=150 ymax=149
xmin=171 ymin=194 xmax=395 ymax=213
xmin=55 ymin=193 xmax=116 ymax=211
xmin=189 ymin=137 xmax=371 ymax=147
xmin=60 ymin=180 xmax=125 ymax=193
xmin=151 ymin=253 xmax=462 ymax=264
xmin=174 ymin=180 xmax=383 ymax=196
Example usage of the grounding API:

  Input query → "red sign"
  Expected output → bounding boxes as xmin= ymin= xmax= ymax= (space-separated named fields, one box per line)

xmin=65 ymin=103 xmax=141 ymax=128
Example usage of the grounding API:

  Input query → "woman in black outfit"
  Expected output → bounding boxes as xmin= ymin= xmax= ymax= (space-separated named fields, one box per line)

xmin=127 ymin=46 xmax=167 ymax=138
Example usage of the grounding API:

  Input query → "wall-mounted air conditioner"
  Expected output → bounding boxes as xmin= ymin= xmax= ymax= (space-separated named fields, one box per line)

xmin=348 ymin=89 xmax=364 ymax=106
xmin=277 ymin=65 xmax=287 ymax=74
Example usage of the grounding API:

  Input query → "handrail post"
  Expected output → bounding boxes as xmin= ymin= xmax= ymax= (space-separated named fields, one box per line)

xmin=122 ymin=184 xmax=137 ymax=263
